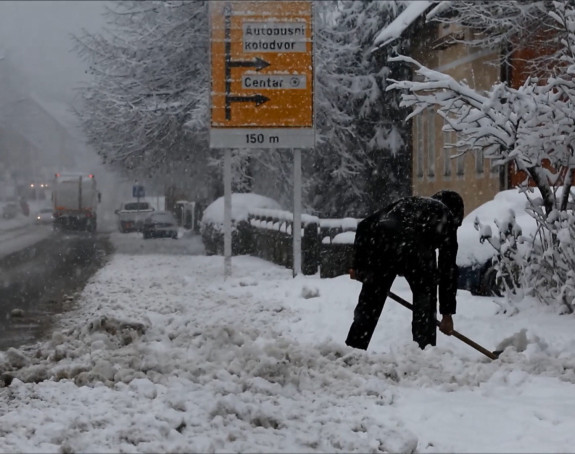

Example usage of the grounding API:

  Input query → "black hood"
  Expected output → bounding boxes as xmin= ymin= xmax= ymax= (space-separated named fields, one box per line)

xmin=431 ymin=190 xmax=464 ymax=226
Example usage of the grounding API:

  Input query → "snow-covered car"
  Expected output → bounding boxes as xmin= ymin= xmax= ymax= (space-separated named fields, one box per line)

xmin=456 ymin=188 xmax=562 ymax=295
xmin=200 ymin=193 xmax=282 ymax=255
xmin=35 ymin=207 xmax=54 ymax=225
xmin=142 ymin=211 xmax=178 ymax=239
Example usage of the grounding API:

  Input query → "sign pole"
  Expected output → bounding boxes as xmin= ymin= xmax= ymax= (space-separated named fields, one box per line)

xmin=210 ymin=2 xmax=314 ymax=280
xmin=293 ymin=148 xmax=302 ymax=277
xmin=224 ymin=148 xmax=232 ymax=278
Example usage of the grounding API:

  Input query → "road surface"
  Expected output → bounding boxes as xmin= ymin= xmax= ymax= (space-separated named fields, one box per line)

xmin=0 ymin=226 xmax=204 ymax=351
xmin=0 ymin=230 xmax=112 ymax=350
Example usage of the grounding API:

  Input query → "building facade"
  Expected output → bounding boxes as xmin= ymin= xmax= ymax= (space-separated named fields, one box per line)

xmin=409 ymin=22 xmax=503 ymax=213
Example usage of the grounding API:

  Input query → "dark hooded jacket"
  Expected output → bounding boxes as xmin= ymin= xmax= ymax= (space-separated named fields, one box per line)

xmin=353 ymin=196 xmax=460 ymax=315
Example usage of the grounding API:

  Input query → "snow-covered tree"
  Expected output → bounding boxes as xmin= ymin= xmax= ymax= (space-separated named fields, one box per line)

xmin=75 ymin=1 xmax=413 ymax=217
xmin=386 ymin=0 xmax=575 ymax=310
xmin=412 ymin=0 xmax=575 ymax=212
xmin=388 ymin=55 xmax=575 ymax=213
xmin=242 ymin=1 xmax=414 ymax=216
xmin=311 ymin=1 xmax=412 ymax=218
xmin=74 ymin=1 xmax=214 ymax=194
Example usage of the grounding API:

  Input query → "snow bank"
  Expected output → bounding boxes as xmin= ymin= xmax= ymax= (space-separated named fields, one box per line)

xmin=201 ymin=193 xmax=282 ymax=225
xmin=1 ymin=238 xmax=575 ymax=452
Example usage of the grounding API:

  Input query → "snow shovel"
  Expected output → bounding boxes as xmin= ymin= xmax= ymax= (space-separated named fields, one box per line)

xmin=387 ymin=291 xmax=500 ymax=360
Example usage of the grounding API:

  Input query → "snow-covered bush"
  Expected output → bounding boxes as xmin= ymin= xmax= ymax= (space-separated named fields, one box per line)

xmin=471 ymin=188 xmax=575 ymax=313
xmin=521 ymin=202 xmax=575 ymax=313
xmin=200 ymin=193 xmax=282 ymax=256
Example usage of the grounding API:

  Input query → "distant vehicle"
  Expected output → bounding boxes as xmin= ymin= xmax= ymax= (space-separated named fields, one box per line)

xmin=142 ymin=211 xmax=178 ymax=239
xmin=52 ymin=173 xmax=99 ymax=232
xmin=115 ymin=201 xmax=155 ymax=233
xmin=2 ymin=202 xmax=18 ymax=220
xmin=35 ymin=208 xmax=54 ymax=225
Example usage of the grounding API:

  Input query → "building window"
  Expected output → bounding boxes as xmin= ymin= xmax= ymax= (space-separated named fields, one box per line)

xmin=490 ymin=157 xmax=500 ymax=175
xmin=443 ymin=129 xmax=453 ymax=177
xmin=456 ymin=141 xmax=465 ymax=177
xmin=426 ymin=108 xmax=435 ymax=178
xmin=475 ymin=149 xmax=484 ymax=174
xmin=415 ymin=114 xmax=424 ymax=178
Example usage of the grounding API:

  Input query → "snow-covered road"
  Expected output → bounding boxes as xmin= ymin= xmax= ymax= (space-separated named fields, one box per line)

xmin=0 ymin=232 xmax=574 ymax=453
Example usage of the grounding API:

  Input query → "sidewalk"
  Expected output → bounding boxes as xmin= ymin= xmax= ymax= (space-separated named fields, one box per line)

xmin=0 ymin=233 xmax=574 ymax=453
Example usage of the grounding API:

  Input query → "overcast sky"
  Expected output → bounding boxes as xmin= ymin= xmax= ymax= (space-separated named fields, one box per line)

xmin=0 ymin=1 xmax=115 ymax=181
xmin=0 ymin=1 xmax=108 ymax=105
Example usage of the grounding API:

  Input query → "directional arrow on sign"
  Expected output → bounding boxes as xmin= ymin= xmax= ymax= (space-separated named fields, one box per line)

xmin=228 ymin=94 xmax=270 ymax=107
xmin=228 ymin=57 xmax=270 ymax=71
xmin=223 ymin=3 xmax=272 ymax=120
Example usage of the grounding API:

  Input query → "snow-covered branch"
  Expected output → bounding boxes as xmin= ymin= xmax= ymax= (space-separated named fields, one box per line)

xmin=387 ymin=52 xmax=575 ymax=215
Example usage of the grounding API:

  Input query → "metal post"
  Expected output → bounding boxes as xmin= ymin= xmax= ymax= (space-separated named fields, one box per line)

xmin=293 ymin=148 xmax=302 ymax=277
xmin=224 ymin=148 xmax=232 ymax=278
xmin=135 ymin=180 xmax=140 ymax=221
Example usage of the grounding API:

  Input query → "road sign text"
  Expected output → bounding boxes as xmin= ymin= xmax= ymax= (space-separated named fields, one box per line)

xmin=210 ymin=1 xmax=314 ymax=148
xmin=242 ymin=74 xmax=306 ymax=89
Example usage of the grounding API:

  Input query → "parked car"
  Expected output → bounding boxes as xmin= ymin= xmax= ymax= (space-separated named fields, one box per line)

xmin=2 ymin=202 xmax=18 ymax=219
xmin=456 ymin=188 xmax=565 ymax=296
xmin=35 ymin=207 xmax=54 ymax=225
xmin=142 ymin=211 xmax=178 ymax=239
xmin=115 ymin=201 xmax=155 ymax=233
xmin=200 ymin=193 xmax=282 ymax=255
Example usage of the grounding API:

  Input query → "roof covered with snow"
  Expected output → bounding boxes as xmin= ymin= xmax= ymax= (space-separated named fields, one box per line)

xmin=373 ymin=1 xmax=433 ymax=49
xmin=372 ymin=1 xmax=454 ymax=51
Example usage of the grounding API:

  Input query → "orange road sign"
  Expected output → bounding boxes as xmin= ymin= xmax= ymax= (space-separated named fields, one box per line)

xmin=210 ymin=1 xmax=314 ymax=148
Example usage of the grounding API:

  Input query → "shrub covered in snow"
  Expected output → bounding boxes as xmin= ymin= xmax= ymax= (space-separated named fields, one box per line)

xmin=470 ymin=188 xmax=575 ymax=313
xmin=521 ymin=198 xmax=575 ymax=313
xmin=200 ymin=193 xmax=282 ymax=256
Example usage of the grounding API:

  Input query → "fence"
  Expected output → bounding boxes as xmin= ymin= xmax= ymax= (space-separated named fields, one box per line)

xmin=318 ymin=218 xmax=358 ymax=278
xmin=246 ymin=209 xmax=359 ymax=277
xmin=248 ymin=209 xmax=322 ymax=275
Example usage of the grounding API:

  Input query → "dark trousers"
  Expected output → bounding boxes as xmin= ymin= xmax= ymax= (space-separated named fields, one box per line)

xmin=345 ymin=263 xmax=438 ymax=350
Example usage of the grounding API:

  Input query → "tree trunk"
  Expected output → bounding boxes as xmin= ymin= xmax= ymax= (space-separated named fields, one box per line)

xmin=560 ymin=169 xmax=574 ymax=211
xmin=527 ymin=166 xmax=554 ymax=215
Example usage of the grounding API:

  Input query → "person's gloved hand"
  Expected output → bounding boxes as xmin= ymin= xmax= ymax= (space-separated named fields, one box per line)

xmin=439 ymin=314 xmax=454 ymax=335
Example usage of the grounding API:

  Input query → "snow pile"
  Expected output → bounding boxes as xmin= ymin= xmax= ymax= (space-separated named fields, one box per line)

xmin=201 ymin=193 xmax=282 ymax=226
xmin=0 ymin=237 xmax=575 ymax=452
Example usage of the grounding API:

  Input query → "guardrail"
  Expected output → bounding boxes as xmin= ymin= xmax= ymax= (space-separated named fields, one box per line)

xmin=201 ymin=208 xmax=360 ymax=277
xmin=248 ymin=209 xmax=321 ymax=275
xmin=203 ymin=209 xmax=487 ymax=293
xmin=318 ymin=218 xmax=358 ymax=278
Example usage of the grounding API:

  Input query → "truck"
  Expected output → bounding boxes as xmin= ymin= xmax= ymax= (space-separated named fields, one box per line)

xmin=52 ymin=173 xmax=99 ymax=232
xmin=115 ymin=201 xmax=155 ymax=233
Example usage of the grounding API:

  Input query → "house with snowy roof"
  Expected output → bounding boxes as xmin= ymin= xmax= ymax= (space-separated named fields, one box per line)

xmin=372 ymin=1 xmax=552 ymax=213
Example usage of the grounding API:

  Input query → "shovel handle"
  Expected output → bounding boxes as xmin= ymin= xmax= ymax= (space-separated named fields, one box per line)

xmin=388 ymin=291 xmax=499 ymax=360
xmin=448 ymin=329 xmax=499 ymax=360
